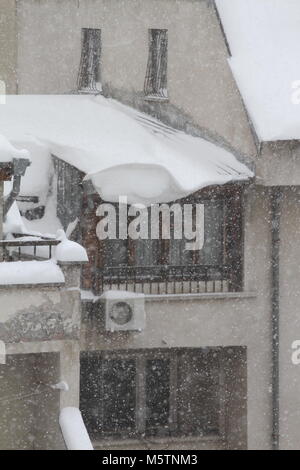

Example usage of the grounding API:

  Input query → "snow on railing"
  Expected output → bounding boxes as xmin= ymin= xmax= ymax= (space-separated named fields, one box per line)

xmin=0 ymin=238 xmax=59 ymax=261
xmin=59 ymin=407 xmax=93 ymax=451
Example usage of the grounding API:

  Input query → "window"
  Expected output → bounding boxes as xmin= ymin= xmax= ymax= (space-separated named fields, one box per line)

xmin=144 ymin=29 xmax=168 ymax=100
xmin=77 ymin=28 xmax=102 ymax=93
xmin=80 ymin=349 xmax=225 ymax=440
xmin=96 ymin=186 xmax=243 ymax=293
xmin=102 ymin=199 xmax=224 ymax=267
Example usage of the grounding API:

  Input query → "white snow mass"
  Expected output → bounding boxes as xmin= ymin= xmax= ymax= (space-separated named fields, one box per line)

xmin=216 ymin=0 xmax=300 ymax=141
xmin=0 ymin=95 xmax=252 ymax=206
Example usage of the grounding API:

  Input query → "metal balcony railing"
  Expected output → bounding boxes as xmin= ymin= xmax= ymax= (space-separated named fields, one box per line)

xmin=96 ymin=264 xmax=238 ymax=295
xmin=0 ymin=238 xmax=60 ymax=262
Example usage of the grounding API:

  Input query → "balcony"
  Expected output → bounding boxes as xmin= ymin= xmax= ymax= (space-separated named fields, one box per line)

xmin=0 ymin=234 xmax=86 ymax=343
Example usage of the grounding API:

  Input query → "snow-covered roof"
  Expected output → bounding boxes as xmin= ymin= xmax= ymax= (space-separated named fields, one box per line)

xmin=0 ymin=95 xmax=252 ymax=205
xmin=216 ymin=0 xmax=300 ymax=142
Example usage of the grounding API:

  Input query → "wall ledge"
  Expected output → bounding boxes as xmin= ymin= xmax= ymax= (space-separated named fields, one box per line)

xmin=57 ymin=261 xmax=88 ymax=266
xmin=144 ymin=291 xmax=257 ymax=302
xmin=0 ymin=282 xmax=64 ymax=289
xmin=81 ymin=290 xmax=258 ymax=304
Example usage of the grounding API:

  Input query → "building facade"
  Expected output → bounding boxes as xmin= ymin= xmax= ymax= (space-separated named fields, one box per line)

xmin=0 ymin=0 xmax=300 ymax=450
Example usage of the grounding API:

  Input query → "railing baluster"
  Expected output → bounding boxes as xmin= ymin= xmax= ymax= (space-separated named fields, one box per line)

xmin=165 ymin=267 xmax=168 ymax=294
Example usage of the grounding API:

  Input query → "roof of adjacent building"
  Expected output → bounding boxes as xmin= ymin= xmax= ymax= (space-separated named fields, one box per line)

xmin=216 ymin=0 xmax=300 ymax=142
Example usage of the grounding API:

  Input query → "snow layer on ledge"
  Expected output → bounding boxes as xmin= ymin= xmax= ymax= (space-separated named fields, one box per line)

xmin=216 ymin=0 xmax=300 ymax=142
xmin=0 ymin=260 xmax=65 ymax=285
xmin=0 ymin=134 xmax=29 ymax=163
xmin=59 ymin=407 xmax=93 ymax=451
xmin=0 ymin=95 xmax=252 ymax=205
xmin=100 ymin=290 xmax=145 ymax=299
xmin=55 ymin=230 xmax=88 ymax=263
xmin=81 ymin=289 xmax=101 ymax=303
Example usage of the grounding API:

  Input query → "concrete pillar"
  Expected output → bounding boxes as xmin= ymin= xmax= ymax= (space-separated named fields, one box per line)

xmin=59 ymin=341 xmax=80 ymax=410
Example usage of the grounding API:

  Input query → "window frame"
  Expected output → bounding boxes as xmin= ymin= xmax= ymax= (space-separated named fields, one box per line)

xmin=144 ymin=29 xmax=168 ymax=100
xmin=80 ymin=348 xmax=226 ymax=441
xmin=77 ymin=27 xmax=102 ymax=93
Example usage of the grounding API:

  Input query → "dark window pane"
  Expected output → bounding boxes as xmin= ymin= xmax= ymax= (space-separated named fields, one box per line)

xmin=169 ymin=201 xmax=224 ymax=266
xmin=169 ymin=238 xmax=193 ymax=266
xmin=200 ymin=201 xmax=224 ymax=265
xmin=130 ymin=208 xmax=160 ymax=267
xmin=102 ymin=359 xmax=136 ymax=434
xmin=104 ymin=239 xmax=128 ymax=267
xmin=144 ymin=29 xmax=168 ymax=98
xmin=146 ymin=358 xmax=170 ymax=434
xmin=177 ymin=351 xmax=221 ymax=436
xmin=133 ymin=239 xmax=160 ymax=267
xmin=80 ymin=354 xmax=102 ymax=435
xmin=102 ymin=203 xmax=129 ymax=267
xmin=77 ymin=28 xmax=101 ymax=92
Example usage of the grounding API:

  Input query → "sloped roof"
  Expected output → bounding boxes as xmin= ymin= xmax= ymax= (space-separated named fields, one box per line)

xmin=0 ymin=95 xmax=252 ymax=205
xmin=216 ymin=0 xmax=300 ymax=142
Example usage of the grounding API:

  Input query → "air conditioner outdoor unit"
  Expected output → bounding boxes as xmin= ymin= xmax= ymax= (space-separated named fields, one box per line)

xmin=102 ymin=291 xmax=146 ymax=332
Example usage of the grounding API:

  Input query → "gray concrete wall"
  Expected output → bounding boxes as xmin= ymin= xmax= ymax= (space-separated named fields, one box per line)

xmin=0 ymin=0 xmax=17 ymax=93
xmin=0 ymin=285 xmax=81 ymax=343
xmin=257 ymin=141 xmax=300 ymax=186
xmin=0 ymin=352 xmax=63 ymax=450
xmin=3 ymin=340 xmax=81 ymax=449
xmin=277 ymin=187 xmax=300 ymax=449
xmin=8 ymin=339 xmax=81 ymax=411
xmin=0 ymin=261 xmax=82 ymax=343
xmin=15 ymin=0 xmax=257 ymax=158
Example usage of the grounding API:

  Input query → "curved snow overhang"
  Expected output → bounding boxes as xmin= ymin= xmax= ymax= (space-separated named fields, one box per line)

xmin=87 ymin=158 xmax=252 ymax=207
xmin=0 ymin=95 xmax=253 ymax=206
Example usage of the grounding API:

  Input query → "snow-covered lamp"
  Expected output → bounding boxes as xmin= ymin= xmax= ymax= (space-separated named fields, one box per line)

xmin=0 ymin=340 xmax=6 ymax=364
